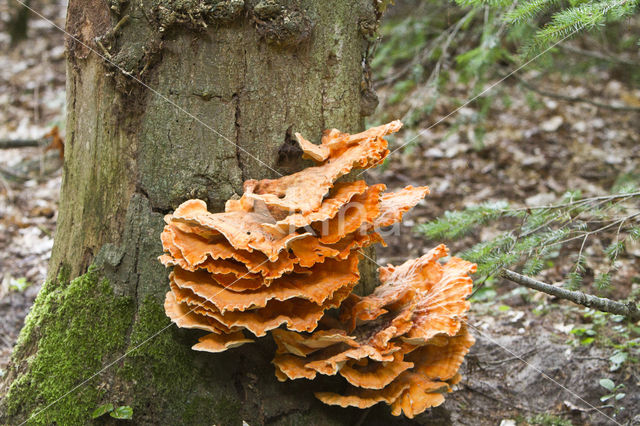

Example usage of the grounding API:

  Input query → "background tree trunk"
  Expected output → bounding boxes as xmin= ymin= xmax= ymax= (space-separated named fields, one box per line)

xmin=7 ymin=0 xmax=31 ymax=46
xmin=0 ymin=1 xmax=387 ymax=424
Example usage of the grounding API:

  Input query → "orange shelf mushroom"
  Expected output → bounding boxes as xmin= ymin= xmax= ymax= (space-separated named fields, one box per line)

xmin=272 ymin=245 xmax=476 ymax=418
xmin=160 ymin=121 xmax=432 ymax=353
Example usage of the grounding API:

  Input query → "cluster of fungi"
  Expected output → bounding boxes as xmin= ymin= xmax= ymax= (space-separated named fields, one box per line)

xmin=160 ymin=121 xmax=476 ymax=417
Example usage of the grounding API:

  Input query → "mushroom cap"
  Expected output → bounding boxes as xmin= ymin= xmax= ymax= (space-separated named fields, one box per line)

xmin=314 ymin=377 xmax=411 ymax=409
xmin=161 ymin=223 xmax=298 ymax=279
xmin=170 ymin=254 xmax=359 ymax=313
xmin=192 ymin=331 xmax=254 ymax=353
xmin=262 ymin=181 xmax=368 ymax=233
xmin=295 ymin=121 xmax=402 ymax=164
xmin=338 ymin=352 xmax=414 ymax=390
xmin=164 ymin=290 xmax=238 ymax=334
xmin=272 ymin=328 xmax=358 ymax=357
xmin=402 ymin=257 xmax=476 ymax=344
xmin=407 ymin=324 xmax=475 ymax=382
xmin=314 ymin=184 xmax=386 ymax=245
xmin=389 ymin=374 xmax=448 ymax=418
xmin=159 ymin=253 xmax=260 ymax=280
xmin=373 ymin=185 xmax=431 ymax=229
xmin=270 ymin=246 xmax=475 ymax=418
xmin=347 ymin=244 xmax=450 ymax=328
xmin=172 ymin=199 xmax=310 ymax=261
xmin=289 ymin=236 xmax=341 ymax=268
xmin=172 ymin=277 xmax=357 ymax=338
xmin=160 ymin=120 xmax=443 ymax=369
xmin=244 ymin=121 xmax=399 ymax=215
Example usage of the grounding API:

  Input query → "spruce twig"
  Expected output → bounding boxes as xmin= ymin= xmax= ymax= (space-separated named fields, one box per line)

xmin=500 ymin=269 xmax=640 ymax=321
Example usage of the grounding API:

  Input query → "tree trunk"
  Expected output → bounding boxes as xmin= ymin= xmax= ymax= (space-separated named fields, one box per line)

xmin=8 ymin=0 xmax=31 ymax=46
xmin=0 ymin=1 xmax=386 ymax=424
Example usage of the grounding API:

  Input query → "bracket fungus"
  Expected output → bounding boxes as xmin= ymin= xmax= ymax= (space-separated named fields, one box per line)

xmin=272 ymin=245 xmax=476 ymax=418
xmin=160 ymin=121 xmax=426 ymax=350
xmin=159 ymin=120 xmax=475 ymax=417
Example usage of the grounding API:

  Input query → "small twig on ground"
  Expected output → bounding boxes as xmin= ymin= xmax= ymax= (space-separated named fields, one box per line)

xmin=564 ymin=399 xmax=616 ymax=413
xmin=482 ymin=348 xmax=538 ymax=366
xmin=509 ymin=191 xmax=640 ymax=212
xmin=0 ymin=173 xmax=13 ymax=198
xmin=500 ymin=269 xmax=640 ymax=322
xmin=0 ymin=166 xmax=30 ymax=182
xmin=375 ymin=9 xmax=474 ymax=87
xmin=0 ymin=333 xmax=14 ymax=349
xmin=570 ymin=356 xmax=609 ymax=362
xmin=464 ymin=383 xmax=536 ymax=412
xmin=510 ymin=73 xmax=640 ymax=112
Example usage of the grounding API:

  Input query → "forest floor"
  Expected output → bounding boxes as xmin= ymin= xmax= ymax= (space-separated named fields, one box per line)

xmin=1 ymin=1 xmax=639 ymax=425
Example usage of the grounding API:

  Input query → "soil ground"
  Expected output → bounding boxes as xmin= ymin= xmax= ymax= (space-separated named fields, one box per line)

xmin=0 ymin=1 xmax=638 ymax=425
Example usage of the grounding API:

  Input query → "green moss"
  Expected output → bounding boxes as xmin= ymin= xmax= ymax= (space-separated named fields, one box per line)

xmin=118 ymin=296 xmax=243 ymax=425
xmin=4 ymin=266 xmax=135 ymax=425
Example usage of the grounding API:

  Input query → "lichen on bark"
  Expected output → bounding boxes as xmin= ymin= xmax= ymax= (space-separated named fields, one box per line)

xmin=251 ymin=0 xmax=313 ymax=47
xmin=150 ymin=0 xmax=245 ymax=32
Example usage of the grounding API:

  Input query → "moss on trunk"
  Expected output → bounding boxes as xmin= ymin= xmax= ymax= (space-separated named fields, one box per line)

xmin=1 ymin=267 xmax=135 ymax=425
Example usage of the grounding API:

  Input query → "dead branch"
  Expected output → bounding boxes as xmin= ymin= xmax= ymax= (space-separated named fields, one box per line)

xmin=0 ymin=139 xmax=44 ymax=149
xmin=0 ymin=166 xmax=30 ymax=182
xmin=558 ymin=44 xmax=639 ymax=67
xmin=500 ymin=269 xmax=640 ymax=322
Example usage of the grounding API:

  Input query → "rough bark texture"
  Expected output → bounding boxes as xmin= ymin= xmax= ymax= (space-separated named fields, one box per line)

xmin=0 ymin=1 xmax=392 ymax=424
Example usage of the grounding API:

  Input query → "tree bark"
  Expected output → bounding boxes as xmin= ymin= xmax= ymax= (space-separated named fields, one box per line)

xmin=8 ymin=0 xmax=31 ymax=46
xmin=0 ymin=1 xmax=387 ymax=424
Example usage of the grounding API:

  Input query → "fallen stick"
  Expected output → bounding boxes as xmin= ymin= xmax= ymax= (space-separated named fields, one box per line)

xmin=511 ymin=74 xmax=640 ymax=112
xmin=501 ymin=269 xmax=640 ymax=322
xmin=0 ymin=138 xmax=45 ymax=149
